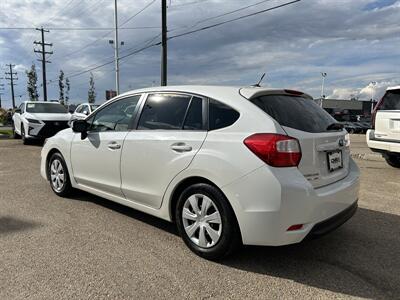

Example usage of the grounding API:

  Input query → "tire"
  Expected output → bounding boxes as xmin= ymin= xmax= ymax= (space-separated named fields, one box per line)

xmin=175 ymin=183 xmax=241 ymax=260
xmin=21 ymin=124 xmax=29 ymax=145
xmin=48 ymin=152 xmax=73 ymax=197
xmin=385 ymin=154 xmax=400 ymax=168
xmin=12 ymin=122 xmax=20 ymax=139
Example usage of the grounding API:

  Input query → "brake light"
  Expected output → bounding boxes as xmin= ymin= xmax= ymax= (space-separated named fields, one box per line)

xmin=371 ymin=97 xmax=384 ymax=128
xmin=244 ymin=133 xmax=302 ymax=167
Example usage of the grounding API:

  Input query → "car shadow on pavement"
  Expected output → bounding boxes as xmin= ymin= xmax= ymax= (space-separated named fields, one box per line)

xmin=0 ymin=216 xmax=41 ymax=235
xmin=64 ymin=191 xmax=399 ymax=299
xmin=221 ymin=207 xmax=399 ymax=299
xmin=68 ymin=191 xmax=178 ymax=236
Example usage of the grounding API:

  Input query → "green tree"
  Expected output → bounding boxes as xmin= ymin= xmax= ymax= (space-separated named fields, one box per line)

xmin=65 ymin=77 xmax=70 ymax=105
xmin=26 ymin=64 xmax=39 ymax=101
xmin=58 ymin=70 xmax=65 ymax=104
xmin=88 ymin=72 xmax=96 ymax=103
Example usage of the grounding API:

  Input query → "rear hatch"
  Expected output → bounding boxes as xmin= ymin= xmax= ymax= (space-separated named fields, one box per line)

xmin=374 ymin=88 xmax=400 ymax=142
xmin=249 ymin=92 xmax=349 ymax=188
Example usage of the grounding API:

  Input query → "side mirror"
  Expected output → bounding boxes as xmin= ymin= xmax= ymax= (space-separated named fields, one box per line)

xmin=72 ymin=119 xmax=89 ymax=140
xmin=83 ymin=110 xmax=89 ymax=115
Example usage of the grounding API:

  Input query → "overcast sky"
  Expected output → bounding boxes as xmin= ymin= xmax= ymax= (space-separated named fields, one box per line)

xmin=0 ymin=0 xmax=399 ymax=107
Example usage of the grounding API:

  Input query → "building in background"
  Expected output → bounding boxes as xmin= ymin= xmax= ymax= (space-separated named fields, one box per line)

xmin=318 ymin=99 xmax=373 ymax=122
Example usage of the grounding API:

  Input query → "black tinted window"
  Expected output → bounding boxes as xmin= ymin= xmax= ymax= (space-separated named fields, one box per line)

xmin=26 ymin=103 xmax=67 ymax=113
xmin=184 ymin=97 xmax=204 ymax=130
xmin=89 ymin=96 xmax=140 ymax=132
xmin=251 ymin=95 xmax=337 ymax=133
xmin=380 ymin=89 xmax=400 ymax=110
xmin=138 ymin=94 xmax=191 ymax=130
xmin=209 ymin=99 xmax=240 ymax=130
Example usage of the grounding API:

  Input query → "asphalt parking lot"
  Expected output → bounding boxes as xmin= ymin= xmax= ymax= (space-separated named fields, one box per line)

xmin=0 ymin=135 xmax=399 ymax=299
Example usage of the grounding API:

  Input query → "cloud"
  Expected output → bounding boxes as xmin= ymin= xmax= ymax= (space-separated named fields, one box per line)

xmin=0 ymin=0 xmax=400 ymax=106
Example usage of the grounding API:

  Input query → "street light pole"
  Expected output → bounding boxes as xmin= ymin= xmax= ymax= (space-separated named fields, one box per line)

xmin=114 ymin=0 xmax=120 ymax=95
xmin=370 ymin=81 xmax=377 ymax=114
xmin=320 ymin=72 xmax=327 ymax=107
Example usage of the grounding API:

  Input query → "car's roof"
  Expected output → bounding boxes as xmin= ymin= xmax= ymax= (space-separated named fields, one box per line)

xmin=118 ymin=85 xmax=313 ymax=101
xmin=387 ymin=86 xmax=400 ymax=91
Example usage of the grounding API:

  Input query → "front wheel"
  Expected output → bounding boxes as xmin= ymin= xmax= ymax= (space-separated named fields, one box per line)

xmin=175 ymin=183 xmax=241 ymax=260
xmin=385 ymin=154 xmax=400 ymax=168
xmin=48 ymin=152 xmax=73 ymax=197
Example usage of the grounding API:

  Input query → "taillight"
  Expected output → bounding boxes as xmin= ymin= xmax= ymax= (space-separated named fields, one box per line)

xmin=372 ymin=97 xmax=384 ymax=128
xmin=244 ymin=133 xmax=302 ymax=167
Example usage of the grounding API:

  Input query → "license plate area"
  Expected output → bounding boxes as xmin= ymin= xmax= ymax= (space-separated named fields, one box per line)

xmin=327 ymin=150 xmax=343 ymax=172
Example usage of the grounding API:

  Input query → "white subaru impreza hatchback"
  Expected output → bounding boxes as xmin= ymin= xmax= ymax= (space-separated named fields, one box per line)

xmin=41 ymin=86 xmax=360 ymax=259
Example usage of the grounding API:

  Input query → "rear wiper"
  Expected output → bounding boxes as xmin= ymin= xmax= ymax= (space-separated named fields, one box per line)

xmin=326 ymin=123 xmax=344 ymax=131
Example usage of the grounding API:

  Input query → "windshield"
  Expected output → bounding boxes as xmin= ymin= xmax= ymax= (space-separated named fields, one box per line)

xmin=251 ymin=94 xmax=338 ymax=133
xmin=26 ymin=103 xmax=68 ymax=114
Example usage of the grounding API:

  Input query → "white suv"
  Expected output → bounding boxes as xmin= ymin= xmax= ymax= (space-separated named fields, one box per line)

xmin=12 ymin=101 xmax=71 ymax=144
xmin=367 ymin=86 xmax=400 ymax=168
xmin=40 ymin=86 xmax=359 ymax=259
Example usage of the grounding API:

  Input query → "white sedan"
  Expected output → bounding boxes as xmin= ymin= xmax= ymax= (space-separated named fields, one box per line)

xmin=70 ymin=103 xmax=100 ymax=123
xmin=40 ymin=86 xmax=360 ymax=260
xmin=12 ymin=101 xmax=71 ymax=144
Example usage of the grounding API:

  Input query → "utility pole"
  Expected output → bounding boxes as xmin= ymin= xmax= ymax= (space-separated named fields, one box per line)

xmin=113 ymin=0 xmax=120 ymax=95
xmin=5 ymin=64 xmax=18 ymax=108
xmin=34 ymin=27 xmax=53 ymax=101
xmin=370 ymin=81 xmax=377 ymax=114
xmin=161 ymin=0 xmax=167 ymax=86
xmin=320 ymin=72 xmax=327 ymax=107
xmin=0 ymin=79 xmax=4 ymax=108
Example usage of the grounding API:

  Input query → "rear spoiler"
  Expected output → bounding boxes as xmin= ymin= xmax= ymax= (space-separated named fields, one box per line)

xmin=239 ymin=87 xmax=313 ymax=100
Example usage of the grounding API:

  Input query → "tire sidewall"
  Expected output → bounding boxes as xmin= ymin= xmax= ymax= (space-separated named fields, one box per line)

xmin=48 ymin=153 xmax=71 ymax=196
xmin=175 ymin=183 xmax=240 ymax=260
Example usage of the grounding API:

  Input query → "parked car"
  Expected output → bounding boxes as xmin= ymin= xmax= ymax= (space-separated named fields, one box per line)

xmin=341 ymin=122 xmax=361 ymax=134
xmin=40 ymin=86 xmax=360 ymax=259
xmin=70 ymin=103 xmax=100 ymax=123
xmin=12 ymin=101 xmax=71 ymax=144
xmin=367 ymin=86 xmax=400 ymax=168
xmin=354 ymin=121 xmax=370 ymax=133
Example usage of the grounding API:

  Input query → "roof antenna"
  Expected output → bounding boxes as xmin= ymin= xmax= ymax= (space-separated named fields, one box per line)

xmin=253 ymin=73 xmax=266 ymax=87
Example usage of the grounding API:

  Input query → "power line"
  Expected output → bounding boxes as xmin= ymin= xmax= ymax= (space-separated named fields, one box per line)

xmin=170 ymin=0 xmax=274 ymax=32
xmin=0 ymin=27 xmax=159 ymax=31
xmin=50 ymin=0 xmax=300 ymax=81
xmin=168 ymin=0 xmax=301 ymax=40
xmin=61 ymin=0 xmax=158 ymax=59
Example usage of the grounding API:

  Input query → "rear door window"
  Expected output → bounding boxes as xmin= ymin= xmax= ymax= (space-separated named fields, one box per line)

xmin=251 ymin=95 xmax=337 ymax=133
xmin=138 ymin=94 xmax=191 ymax=130
xmin=380 ymin=89 xmax=400 ymax=110
xmin=209 ymin=99 xmax=240 ymax=130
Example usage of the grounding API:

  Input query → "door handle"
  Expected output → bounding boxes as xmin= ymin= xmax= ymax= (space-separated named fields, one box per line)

xmin=170 ymin=143 xmax=192 ymax=152
xmin=108 ymin=142 xmax=121 ymax=150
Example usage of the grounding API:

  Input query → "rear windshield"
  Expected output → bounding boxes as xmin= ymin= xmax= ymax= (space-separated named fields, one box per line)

xmin=251 ymin=95 xmax=337 ymax=133
xmin=26 ymin=103 xmax=68 ymax=114
xmin=380 ymin=89 xmax=400 ymax=110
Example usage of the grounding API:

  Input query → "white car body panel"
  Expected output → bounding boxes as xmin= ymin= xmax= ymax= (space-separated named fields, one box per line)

xmin=41 ymin=85 xmax=360 ymax=247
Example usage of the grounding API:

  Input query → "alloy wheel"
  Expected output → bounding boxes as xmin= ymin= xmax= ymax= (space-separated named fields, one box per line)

xmin=182 ymin=194 xmax=222 ymax=248
xmin=50 ymin=159 xmax=65 ymax=192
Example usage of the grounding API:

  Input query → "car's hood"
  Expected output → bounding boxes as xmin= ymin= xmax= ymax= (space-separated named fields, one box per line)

xmin=26 ymin=113 xmax=71 ymax=121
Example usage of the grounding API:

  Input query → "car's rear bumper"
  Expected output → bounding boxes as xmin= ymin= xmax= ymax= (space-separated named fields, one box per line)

xmin=221 ymin=158 xmax=360 ymax=246
xmin=366 ymin=129 xmax=400 ymax=153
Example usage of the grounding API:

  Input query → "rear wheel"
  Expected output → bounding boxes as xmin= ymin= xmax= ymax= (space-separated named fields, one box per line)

xmin=48 ymin=152 xmax=73 ymax=197
xmin=175 ymin=183 xmax=241 ymax=260
xmin=385 ymin=153 xmax=400 ymax=168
